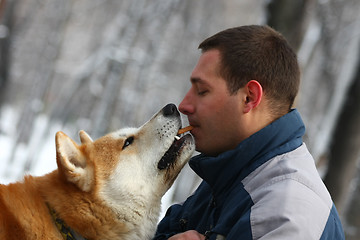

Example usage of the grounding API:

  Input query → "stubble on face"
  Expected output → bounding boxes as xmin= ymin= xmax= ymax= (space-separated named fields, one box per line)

xmin=186 ymin=50 xmax=246 ymax=156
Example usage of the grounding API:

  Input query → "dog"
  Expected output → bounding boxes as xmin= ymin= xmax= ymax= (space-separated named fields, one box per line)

xmin=0 ymin=104 xmax=195 ymax=240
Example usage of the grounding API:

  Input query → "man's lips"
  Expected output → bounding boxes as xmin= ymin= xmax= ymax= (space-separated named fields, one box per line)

xmin=187 ymin=119 xmax=198 ymax=128
xmin=187 ymin=124 xmax=197 ymax=136
xmin=186 ymin=118 xmax=198 ymax=134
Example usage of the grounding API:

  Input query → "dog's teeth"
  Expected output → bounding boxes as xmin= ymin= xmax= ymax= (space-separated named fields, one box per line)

xmin=174 ymin=136 xmax=180 ymax=140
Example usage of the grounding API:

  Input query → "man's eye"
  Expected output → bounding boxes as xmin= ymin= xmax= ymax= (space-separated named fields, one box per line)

xmin=122 ymin=137 xmax=134 ymax=149
xmin=198 ymin=90 xmax=208 ymax=96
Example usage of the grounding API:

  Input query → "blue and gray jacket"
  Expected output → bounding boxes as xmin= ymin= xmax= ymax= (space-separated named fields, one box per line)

xmin=154 ymin=109 xmax=345 ymax=240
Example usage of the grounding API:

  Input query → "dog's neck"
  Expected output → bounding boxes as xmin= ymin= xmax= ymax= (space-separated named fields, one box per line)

xmin=37 ymin=171 xmax=127 ymax=239
xmin=39 ymin=170 xmax=160 ymax=240
xmin=47 ymin=203 xmax=87 ymax=240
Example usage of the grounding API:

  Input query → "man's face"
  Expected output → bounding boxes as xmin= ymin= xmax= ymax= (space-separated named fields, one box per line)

xmin=179 ymin=49 xmax=247 ymax=156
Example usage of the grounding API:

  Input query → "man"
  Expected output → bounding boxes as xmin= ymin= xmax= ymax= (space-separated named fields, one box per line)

xmin=153 ymin=25 xmax=345 ymax=240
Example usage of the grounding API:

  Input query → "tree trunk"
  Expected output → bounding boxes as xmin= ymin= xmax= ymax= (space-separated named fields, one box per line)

xmin=0 ymin=0 xmax=16 ymax=104
xmin=324 ymin=56 xmax=360 ymax=213
xmin=344 ymin=161 xmax=360 ymax=239
xmin=266 ymin=0 xmax=315 ymax=51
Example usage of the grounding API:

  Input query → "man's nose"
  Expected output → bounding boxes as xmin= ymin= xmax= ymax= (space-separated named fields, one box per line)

xmin=179 ymin=90 xmax=195 ymax=115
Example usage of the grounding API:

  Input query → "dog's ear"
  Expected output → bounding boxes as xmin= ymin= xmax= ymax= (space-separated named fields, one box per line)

xmin=79 ymin=130 xmax=93 ymax=144
xmin=55 ymin=131 xmax=94 ymax=192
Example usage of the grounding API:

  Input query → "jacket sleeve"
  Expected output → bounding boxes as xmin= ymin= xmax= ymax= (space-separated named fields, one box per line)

xmin=153 ymin=204 xmax=184 ymax=240
xmin=153 ymin=182 xmax=212 ymax=240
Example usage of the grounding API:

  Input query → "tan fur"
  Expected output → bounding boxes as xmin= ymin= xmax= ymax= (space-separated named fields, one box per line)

xmin=0 ymin=106 xmax=195 ymax=240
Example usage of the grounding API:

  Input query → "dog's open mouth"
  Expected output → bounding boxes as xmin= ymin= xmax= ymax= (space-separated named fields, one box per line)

xmin=157 ymin=134 xmax=191 ymax=170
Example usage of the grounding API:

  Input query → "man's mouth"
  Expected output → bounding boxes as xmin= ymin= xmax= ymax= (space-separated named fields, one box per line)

xmin=157 ymin=134 xmax=191 ymax=170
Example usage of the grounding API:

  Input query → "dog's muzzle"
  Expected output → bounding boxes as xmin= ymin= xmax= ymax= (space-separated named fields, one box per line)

xmin=157 ymin=104 xmax=193 ymax=170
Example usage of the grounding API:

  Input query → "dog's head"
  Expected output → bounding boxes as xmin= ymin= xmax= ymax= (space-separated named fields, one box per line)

xmin=55 ymin=104 xmax=194 ymax=215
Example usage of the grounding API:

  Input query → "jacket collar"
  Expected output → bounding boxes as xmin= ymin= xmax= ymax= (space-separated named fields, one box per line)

xmin=189 ymin=109 xmax=305 ymax=196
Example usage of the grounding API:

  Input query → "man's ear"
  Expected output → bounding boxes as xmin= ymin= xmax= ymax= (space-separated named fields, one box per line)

xmin=243 ymin=80 xmax=263 ymax=113
xmin=55 ymin=131 xmax=93 ymax=192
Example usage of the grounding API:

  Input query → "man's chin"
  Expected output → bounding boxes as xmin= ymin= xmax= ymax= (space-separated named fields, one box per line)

xmin=196 ymin=144 xmax=220 ymax=157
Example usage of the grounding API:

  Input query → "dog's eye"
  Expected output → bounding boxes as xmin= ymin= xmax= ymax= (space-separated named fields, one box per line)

xmin=122 ymin=136 xmax=134 ymax=149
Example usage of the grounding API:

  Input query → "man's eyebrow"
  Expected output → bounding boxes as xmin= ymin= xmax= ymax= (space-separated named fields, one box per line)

xmin=190 ymin=77 xmax=204 ymax=84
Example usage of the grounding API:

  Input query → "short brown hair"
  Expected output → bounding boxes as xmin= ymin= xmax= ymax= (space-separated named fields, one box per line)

xmin=199 ymin=25 xmax=300 ymax=117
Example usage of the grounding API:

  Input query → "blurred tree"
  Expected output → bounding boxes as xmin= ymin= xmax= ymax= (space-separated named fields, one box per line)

xmin=344 ymin=161 xmax=360 ymax=240
xmin=266 ymin=0 xmax=360 ymax=235
xmin=266 ymin=0 xmax=316 ymax=51
xmin=312 ymin=0 xmax=360 ymax=215
xmin=332 ymin=59 xmax=360 ymax=240
xmin=0 ymin=0 xmax=16 ymax=104
xmin=324 ymin=56 xmax=360 ymax=213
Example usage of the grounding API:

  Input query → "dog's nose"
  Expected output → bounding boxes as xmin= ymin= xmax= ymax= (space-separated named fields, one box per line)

xmin=163 ymin=103 xmax=180 ymax=117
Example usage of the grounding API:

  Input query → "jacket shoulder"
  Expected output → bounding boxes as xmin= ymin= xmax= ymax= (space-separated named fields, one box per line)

xmin=242 ymin=144 xmax=344 ymax=239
